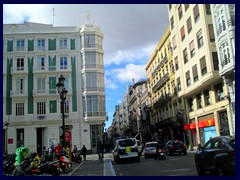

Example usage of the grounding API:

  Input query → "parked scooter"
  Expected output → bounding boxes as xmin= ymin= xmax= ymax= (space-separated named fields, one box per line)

xmin=57 ymin=153 xmax=72 ymax=173
xmin=158 ymin=149 xmax=166 ymax=160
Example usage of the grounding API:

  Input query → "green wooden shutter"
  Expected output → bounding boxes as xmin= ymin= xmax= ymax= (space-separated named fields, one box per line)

xmin=49 ymin=77 xmax=56 ymax=94
xmin=48 ymin=39 xmax=56 ymax=51
xmin=70 ymin=39 xmax=75 ymax=50
xmin=28 ymin=39 xmax=34 ymax=51
xmin=7 ymin=40 xmax=13 ymax=52
xmin=49 ymin=100 xmax=57 ymax=113
xmin=48 ymin=55 xmax=56 ymax=71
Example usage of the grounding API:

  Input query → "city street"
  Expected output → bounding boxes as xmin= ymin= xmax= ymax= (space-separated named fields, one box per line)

xmin=64 ymin=151 xmax=198 ymax=176
xmin=112 ymin=152 xmax=197 ymax=176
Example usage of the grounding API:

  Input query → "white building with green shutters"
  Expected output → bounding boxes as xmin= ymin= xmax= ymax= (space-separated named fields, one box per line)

xmin=3 ymin=21 xmax=106 ymax=154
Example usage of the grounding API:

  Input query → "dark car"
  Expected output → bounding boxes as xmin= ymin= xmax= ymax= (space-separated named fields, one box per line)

xmin=165 ymin=140 xmax=187 ymax=155
xmin=194 ymin=136 xmax=235 ymax=176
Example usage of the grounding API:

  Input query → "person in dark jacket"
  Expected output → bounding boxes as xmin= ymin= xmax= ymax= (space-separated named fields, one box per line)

xmin=81 ymin=145 xmax=87 ymax=161
xmin=154 ymin=141 xmax=160 ymax=160
xmin=97 ymin=140 xmax=104 ymax=160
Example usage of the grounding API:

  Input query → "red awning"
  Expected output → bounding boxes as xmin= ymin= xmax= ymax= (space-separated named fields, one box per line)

xmin=198 ymin=118 xmax=215 ymax=128
xmin=190 ymin=123 xmax=196 ymax=129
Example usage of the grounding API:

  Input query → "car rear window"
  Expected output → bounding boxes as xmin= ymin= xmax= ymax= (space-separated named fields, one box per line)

xmin=147 ymin=143 xmax=157 ymax=147
xmin=119 ymin=139 xmax=136 ymax=147
xmin=229 ymin=139 xmax=235 ymax=149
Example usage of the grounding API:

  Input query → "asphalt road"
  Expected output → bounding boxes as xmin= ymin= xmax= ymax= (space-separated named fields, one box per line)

xmin=112 ymin=153 xmax=198 ymax=176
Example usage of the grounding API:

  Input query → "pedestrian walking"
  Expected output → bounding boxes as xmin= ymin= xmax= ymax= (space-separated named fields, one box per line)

xmin=81 ymin=145 xmax=87 ymax=161
xmin=97 ymin=140 xmax=104 ymax=161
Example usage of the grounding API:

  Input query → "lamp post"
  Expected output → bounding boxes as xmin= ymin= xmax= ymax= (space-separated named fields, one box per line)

xmin=56 ymin=75 xmax=68 ymax=148
xmin=4 ymin=122 xmax=9 ymax=155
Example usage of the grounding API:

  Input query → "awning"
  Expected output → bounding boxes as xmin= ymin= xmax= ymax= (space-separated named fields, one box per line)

xmin=183 ymin=124 xmax=190 ymax=130
xmin=190 ymin=123 xmax=196 ymax=129
xmin=198 ymin=118 xmax=215 ymax=128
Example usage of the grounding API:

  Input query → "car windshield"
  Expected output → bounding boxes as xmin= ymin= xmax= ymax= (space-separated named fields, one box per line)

xmin=119 ymin=139 xmax=136 ymax=147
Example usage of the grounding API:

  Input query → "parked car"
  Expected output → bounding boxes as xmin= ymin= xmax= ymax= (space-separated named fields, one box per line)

xmin=143 ymin=141 xmax=158 ymax=158
xmin=137 ymin=140 xmax=143 ymax=156
xmin=112 ymin=138 xmax=140 ymax=163
xmin=194 ymin=136 xmax=235 ymax=176
xmin=165 ymin=140 xmax=187 ymax=155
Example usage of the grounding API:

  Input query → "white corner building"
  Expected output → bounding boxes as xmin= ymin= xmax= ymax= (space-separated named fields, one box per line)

xmin=3 ymin=21 xmax=106 ymax=154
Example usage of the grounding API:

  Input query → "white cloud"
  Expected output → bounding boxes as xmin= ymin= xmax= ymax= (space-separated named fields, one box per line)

xmin=104 ymin=77 xmax=118 ymax=90
xmin=107 ymin=63 xmax=146 ymax=84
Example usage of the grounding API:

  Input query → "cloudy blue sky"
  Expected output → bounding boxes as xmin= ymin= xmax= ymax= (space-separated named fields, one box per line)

xmin=3 ymin=4 xmax=169 ymax=129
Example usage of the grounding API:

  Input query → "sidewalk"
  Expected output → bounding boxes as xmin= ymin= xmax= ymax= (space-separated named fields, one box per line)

xmin=65 ymin=153 xmax=116 ymax=176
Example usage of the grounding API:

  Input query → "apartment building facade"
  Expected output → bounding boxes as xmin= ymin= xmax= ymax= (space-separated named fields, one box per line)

xmin=146 ymin=26 xmax=184 ymax=143
xmin=211 ymin=4 xmax=235 ymax=135
xmin=3 ymin=21 xmax=106 ymax=154
xmin=168 ymin=4 xmax=233 ymax=146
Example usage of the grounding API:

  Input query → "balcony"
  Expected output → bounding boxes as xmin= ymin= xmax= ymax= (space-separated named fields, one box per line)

xmin=11 ymin=67 xmax=28 ymax=75
xmin=152 ymin=73 xmax=169 ymax=92
xmin=10 ymin=90 xmax=28 ymax=98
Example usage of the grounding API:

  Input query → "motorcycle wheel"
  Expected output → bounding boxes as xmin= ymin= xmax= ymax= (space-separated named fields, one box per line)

xmin=52 ymin=171 xmax=60 ymax=176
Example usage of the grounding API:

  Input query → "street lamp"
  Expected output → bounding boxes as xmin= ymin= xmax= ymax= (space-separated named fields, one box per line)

xmin=4 ymin=122 xmax=9 ymax=155
xmin=56 ymin=75 xmax=68 ymax=148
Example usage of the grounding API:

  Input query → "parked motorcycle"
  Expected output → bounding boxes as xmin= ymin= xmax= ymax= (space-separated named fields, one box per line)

xmin=13 ymin=153 xmax=62 ymax=176
xmin=3 ymin=153 xmax=22 ymax=176
xmin=57 ymin=153 xmax=72 ymax=173
xmin=71 ymin=150 xmax=82 ymax=164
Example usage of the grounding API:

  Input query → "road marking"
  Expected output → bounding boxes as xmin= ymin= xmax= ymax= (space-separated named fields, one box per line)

xmin=104 ymin=159 xmax=116 ymax=176
xmin=67 ymin=162 xmax=83 ymax=176
xmin=161 ymin=168 xmax=191 ymax=172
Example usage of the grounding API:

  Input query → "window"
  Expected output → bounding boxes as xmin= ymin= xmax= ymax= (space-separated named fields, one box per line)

xmin=84 ymin=52 xmax=96 ymax=68
xmin=220 ymin=43 xmax=230 ymax=66
xmin=208 ymin=24 xmax=215 ymax=42
xmin=178 ymin=5 xmax=183 ymax=20
xmin=212 ymin=52 xmax=219 ymax=70
xmin=60 ymin=56 xmax=67 ymax=69
xmin=59 ymin=38 xmax=67 ymax=49
xmin=205 ymin=4 xmax=211 ymax=15
xmin=86 ymin=72 xmax=97 ymax=91
xmin=49 ymin=100 xmax=57 ymax=113
xmin=37 ymin=39 xmax=45 ymax=50
xmin=215 ymin=83 xmax=224 ymax=102
xmin=37 ymin=102 xmax=46 ymax=115
xmin=172 ymin=36 xmax=177 ymax=50
xmin=197 ymin=30 xmax=204 ymax=48
xmin=86 ymin=95 xmax=105 ymax=117
xmin=180 ymin=26 xmax=185 ymax=41
xmin=193 ymin=4 xmax=200 ymax=23
xmin=170 ymin=16 xmax=174 ymax=29
xmin=37 ymin=77 xmax=45 ymax=93
xmin=217 ymin=10 xmax=226 ymax=36
xmin=16 ymin=39 xmax=25 ymax=51
xmin=204 ymin=89 xmax=211 ymax=106
xmin=177 ymin=77 xmax=181 ymax=91
xmin=183 ymin=48 xmax=188 ymax=64
xmin=186 ymin=71 xmax=191 ymax=86
xmin=16 ymin=78 xmax=24 ymax=94
xmin=188 ymin=98 xmax=194 ymax=112
xmin=17 ymin=58 xmax=24 ymax=71
xmin=187 ymin=17 xmax=192 ymax=34
xmin=175 ymin=56 xmax=179 ymax=70
xmin=200 ymin=56 xmax=207 ymax=75
xmin=192 ymin=64 xmax=198 ymax=82
xmin=16 ymin=103 xmax=24 ymax=116
xmin=185 ymin=4 xmax=189 ymax=11
xmin=189 ymin=40 xmax=195 ymax=58
xmin=37 ymin=56 xmax=45 ymax=70
xmin=84 ymin=34 xmax=95 ymax=48
xmin=196 ymin=94 xmax=202 ymax=109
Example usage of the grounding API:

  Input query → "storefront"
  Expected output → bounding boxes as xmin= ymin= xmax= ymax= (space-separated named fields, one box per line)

xmin=184 ymin=116 xmax=216 ymax=146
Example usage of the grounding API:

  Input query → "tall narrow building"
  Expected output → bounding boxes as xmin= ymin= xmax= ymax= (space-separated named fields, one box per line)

xmin=168 ymin=4 xmax=233 ymax=146
xmin=211 ymin=4 xmax=235 ymax=135
xmin=3 ymin=21 xmax=106 ymax=154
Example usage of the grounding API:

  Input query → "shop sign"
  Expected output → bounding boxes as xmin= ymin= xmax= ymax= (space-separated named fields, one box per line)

xmin=198 ymin=118 xmax=215 ymax=128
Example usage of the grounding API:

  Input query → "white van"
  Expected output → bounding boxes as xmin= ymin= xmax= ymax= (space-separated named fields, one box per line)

xmin=112 ymin=137 xmax=140 ymax=163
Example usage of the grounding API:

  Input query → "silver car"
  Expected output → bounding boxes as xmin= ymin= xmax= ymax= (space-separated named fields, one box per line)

xmin=143 ymin=141 xmax=158 ymax=158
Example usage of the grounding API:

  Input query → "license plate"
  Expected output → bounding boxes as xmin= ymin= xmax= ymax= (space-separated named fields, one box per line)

xmin=126 ymin=146 xmax=131 ymax=154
